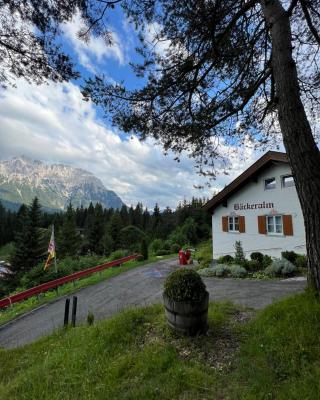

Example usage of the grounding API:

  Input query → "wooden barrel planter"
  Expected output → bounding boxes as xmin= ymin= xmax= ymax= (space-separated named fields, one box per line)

xmin=163 ymin=291 xmax=209 ymax=336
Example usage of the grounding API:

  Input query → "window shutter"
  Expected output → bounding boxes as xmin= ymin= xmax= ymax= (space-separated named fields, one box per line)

xmin=283 ymin=215 xmax=293 ymax=236
xmin=222 ymin=216 xmax=228 ymax=232
xmin=258 ymin=216 xmax=266 ymax=234
xmin=239 ymin=216 xmax=245 ymax=233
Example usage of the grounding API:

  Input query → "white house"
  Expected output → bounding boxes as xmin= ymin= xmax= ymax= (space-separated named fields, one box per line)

xmin=203 ymin=151 xmax=306 ymax=258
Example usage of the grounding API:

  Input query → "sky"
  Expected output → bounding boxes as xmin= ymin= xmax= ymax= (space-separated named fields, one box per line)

xmin=0 ymin=7 xmax=273 ymax=209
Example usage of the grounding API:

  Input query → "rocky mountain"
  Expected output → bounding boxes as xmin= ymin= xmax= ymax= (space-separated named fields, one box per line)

xmin=0 ymin=156 xmax=124 ymax=211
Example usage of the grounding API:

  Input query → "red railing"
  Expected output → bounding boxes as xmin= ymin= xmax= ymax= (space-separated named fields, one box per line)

xmin=0 ymin=255 xmax=137 ymax=309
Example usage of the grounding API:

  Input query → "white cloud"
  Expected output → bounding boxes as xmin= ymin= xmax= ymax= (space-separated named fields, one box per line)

xmin=0 ymin=79 xmax=220 ymax=208
xmin=0 ymin=79 xmax=269 ymax=209
xmin=62 ymin=13 xmax=125 ymax=73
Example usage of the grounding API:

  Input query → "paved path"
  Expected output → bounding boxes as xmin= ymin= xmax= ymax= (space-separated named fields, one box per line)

xmin=0 ymin=258 xmax=306 ymax=349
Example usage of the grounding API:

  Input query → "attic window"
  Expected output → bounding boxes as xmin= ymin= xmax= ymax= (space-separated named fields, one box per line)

xmin=282 ymin=175 xmax=295 ymax=188
xmin=264 ymin=177 xmax=276 ymax=190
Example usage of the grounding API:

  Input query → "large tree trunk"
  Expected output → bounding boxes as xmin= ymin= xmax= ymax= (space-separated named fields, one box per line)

xmin=261 ymin=0 xmax=320 ymax=291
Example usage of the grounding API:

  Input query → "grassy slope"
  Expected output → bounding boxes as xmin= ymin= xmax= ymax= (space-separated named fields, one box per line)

xmin=1 ymin=291 xmax=319 ymax=399
xmin=0 ymin=255 xmax=175 ymax=326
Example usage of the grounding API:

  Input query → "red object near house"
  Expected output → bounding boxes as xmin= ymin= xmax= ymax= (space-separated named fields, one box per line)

xmin=185 ymin=249 xmax=191 ymax=261
xmin=178 ymin=249 xmax=188 ymax=265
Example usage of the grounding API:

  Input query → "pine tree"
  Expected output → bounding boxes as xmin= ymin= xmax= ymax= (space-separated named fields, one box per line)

xmin=108 ymin=212 xmax=122 ymax=251
xmin=88 ymin=203 xmax=105 ymax=255
xmin=140 ymin=238 xmax=148 ymax=260
xmin=9 ymin=205 xmax=30 ymax=287
xmin=59 ymin=203 xmax=80 ymax=257
xmin=27 ymin=197 xmax=43 ymax=269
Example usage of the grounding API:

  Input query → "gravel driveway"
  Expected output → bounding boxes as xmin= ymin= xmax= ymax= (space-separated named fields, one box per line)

xmin=0 ymin=258 xmax=306 ymax=349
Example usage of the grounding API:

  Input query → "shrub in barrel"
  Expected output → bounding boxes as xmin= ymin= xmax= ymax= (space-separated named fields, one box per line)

xmin=163 ymin=269 xmax=209 ymax=336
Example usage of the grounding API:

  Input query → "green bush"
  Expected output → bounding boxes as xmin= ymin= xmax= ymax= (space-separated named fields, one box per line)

xmin=281 ymin=250 xmax=299 ymax=264
xmin=295 ymin=254 xmax=308 ymax=269
xmin=149 ymin=239 xmax=165 ymax=254
xmin=229 ymin=264 xmax=247 ymax=278
xmin=212 ymin=264 xmax=230 ymax=277
xmin=262 ymin=254 xmax=273 ymax=268
xmin=250 ymin=252 xmax=264 ymax=263
xmin=170 ymin=243 xmax=180 ymax=254
xmin=265 ymin=258 xmax=296 ymax=277
xmin=136 ymin=254 xmax=144 ymax=261
xmin=109 ymin=250 xmax=127 ymax=261
xmin=163 ymin=240 xmax=171 ymax=251
xmin=164 ymin=269 xmax=207 ymax=302
xmin=217 ymin=255 xmax=234 ymax=264
xmin=241 ymin=259 xmax=260 ymax=272
xmin=197 ymin=267 xmax=216 ymax=277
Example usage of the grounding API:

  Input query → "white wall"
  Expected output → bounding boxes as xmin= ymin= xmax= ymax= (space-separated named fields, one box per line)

xmin=212 ymin=162 xmax=306 ymax=258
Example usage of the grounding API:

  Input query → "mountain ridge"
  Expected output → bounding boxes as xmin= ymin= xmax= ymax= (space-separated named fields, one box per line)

xmin=0 ymin=156 xmax=124 ymax=211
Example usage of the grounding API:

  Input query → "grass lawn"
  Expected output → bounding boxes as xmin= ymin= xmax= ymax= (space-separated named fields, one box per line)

xmin=1 ymin=291 xmax=319 ymax=399
xmin=0 ymin=254 xmax=175 ymax=327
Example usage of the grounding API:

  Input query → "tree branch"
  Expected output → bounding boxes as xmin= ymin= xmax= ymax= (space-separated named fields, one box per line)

xmin=300 ymin=0 xmax=320 ymax=46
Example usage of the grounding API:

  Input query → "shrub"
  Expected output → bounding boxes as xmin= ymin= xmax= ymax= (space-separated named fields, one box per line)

xmin=265 ymin=258 xmax=296 ymax=277
xmin=241 ymin=259 xmax=260 ymax=272
xmin=197 ymin=267 xmax=216 ymax=277
xmin=163 ymin=240 xmax=171 ymax=251
xmin=170 ymin=243 xmax=180 ymax=254
xmin=281 ymin=260 xmax=296 ymax=276
xmin=149 ymin=239 xmax=165 ymax=254
xmin=234 ymin=241 xmax=245 ymax=263
xmin=250 ymin=252 xmax=264 ymax=264
xmin=281 ymin=251 xmax=299 ymax=264
xmin=262 ymin=254 xmax=273 ymax=268
xmin=196 ymin=241 xmax=212 ymax=268
xmin=109 ymin=250 xmax=127 ymax=261
xmin=217 ymin=255 xmax=234 ymax=264
xmin=212 ymin=264 xmax=230 ymax=277
xmin=136 ymin=254 xmax=144 ymax=261
xmin=229 ymin=264 xmax=247 ymax=278
xmin=164 ymin=269 xmax=207 ymax=302
xmin=295 ymin=254 xmax=308 ymax=269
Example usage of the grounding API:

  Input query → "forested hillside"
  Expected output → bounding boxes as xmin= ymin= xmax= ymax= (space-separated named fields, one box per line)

xmin=0 ymin=197 xmax=211 ymax=296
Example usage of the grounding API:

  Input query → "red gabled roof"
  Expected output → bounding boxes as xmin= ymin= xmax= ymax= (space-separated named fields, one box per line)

xmin=203 ymin=151 xmax=288 ymax=213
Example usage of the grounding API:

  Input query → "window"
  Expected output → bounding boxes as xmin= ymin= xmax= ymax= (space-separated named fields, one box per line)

xmin=266 ymin=215 xmax=283 ymax=234
xmin=228 ymin=216 xmax=239 ymax=232
xmin=264 ymin=177 xmax=276 ymax=190
xmin=282 ymin=175 xmax=295 ymax=188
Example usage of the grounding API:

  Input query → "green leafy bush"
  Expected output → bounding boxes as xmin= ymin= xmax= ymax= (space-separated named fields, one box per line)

xmin=241 ymin=259 xmax=260 ymax=272
xmin=262 ymin=254 xmax=273 ymax=268
xmin=250 ymin=252 xmax=264 ymax=263
xmin=217 ymin=255 xmax=234 ymax=264
xmin=295 ymin=254 xmax=307 ymax=269
xmin=212 ymin=264 xmax=230 ymax=277
xmin=109 ymin=250 xmax=127 ymax=261
xmin=164 ymin=269 xmax=207 ymax=302
xmin=229 ymin=264 xmax=247 ymax=278
xmin=197 ymin=267 xmax=216 ymax=277
xmin=265 ymin=258 xmax=296 ymax=277
xmin=281 ymin=251 xmax=299 ymax=264
xmin=170 ymin=243 xmax=180 ymax=254
xmin=149 ymin=239 xmax=165 ymax=254
xmin=136 ymin=254 xmax=144 ymax=261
